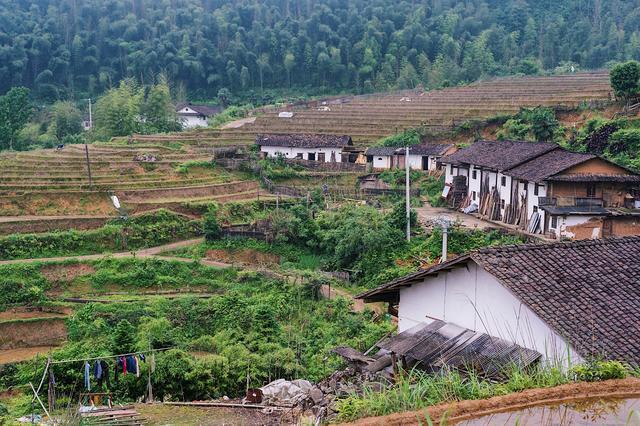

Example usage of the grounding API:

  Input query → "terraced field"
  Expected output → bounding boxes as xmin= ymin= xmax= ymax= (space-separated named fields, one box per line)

xmin=0 ymin=143 xmax=264 ymax=220
xmin=130 ymin=71 xmax=613 ymax=147
xmin=0 ymin=72 xmax=613 ymax=222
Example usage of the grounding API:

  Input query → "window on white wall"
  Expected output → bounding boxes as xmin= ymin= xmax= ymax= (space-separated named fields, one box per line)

xmin=472 ymin=170 xmax=477 ymax=179
xmin=551 ymin=216 xmax=558 ymax=229
xmin=501 ymin=176 xmax=506 ymax=186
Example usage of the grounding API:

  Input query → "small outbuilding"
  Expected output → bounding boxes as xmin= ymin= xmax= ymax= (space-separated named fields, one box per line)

xmin=256 ymin=134 xmax=352 ymax=162
xmin=176 ymin=103 xmax=223 ymax=128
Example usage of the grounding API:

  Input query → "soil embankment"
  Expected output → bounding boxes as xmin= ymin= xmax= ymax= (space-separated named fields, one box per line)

xmin=345 ymin=378 xmax=640 ymax=425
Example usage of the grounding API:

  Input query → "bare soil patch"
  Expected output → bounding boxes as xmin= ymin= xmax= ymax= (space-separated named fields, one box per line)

xmin=206 ymin=248 xmax=280 ymax=266
xmin=345 ymin=378 xmax=640 ymax=426
xmin=0 ymin=318 xmax=67 ymax=350
xmin=137 ymin=403 xmax=283 ymax=425
xmin=41 ymin=263 xmax=95 ymax=283
xmin=0 ymin=346 xmax=60 ymax=365
xmin=0 ymin=306 xmax=71 ymax=321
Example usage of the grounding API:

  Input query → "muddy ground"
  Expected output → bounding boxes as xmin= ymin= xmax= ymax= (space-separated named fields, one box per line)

xmin=345 ymin=378 xmax=640 ymax=426
xmin=136 ymin=403 xmax=289 ymax=426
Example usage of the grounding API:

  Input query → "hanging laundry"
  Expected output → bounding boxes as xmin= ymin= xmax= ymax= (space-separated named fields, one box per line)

xmin=134 ymin=355 xmax=140 ymax=377
xmin=93 ymin=360 xmax=102 ymax=380
xmin=139 ymin=353 xmax=146 ymax=362
xmin=99 ymin=360 xmax=111 ymax=388
xmin=150 ymin=352 xmax=156 ymax=374
xmin=121 ymin=356 xmax=127 ymax=376
xmin=114 ymin=359 xmax=120 ymax=384
xmin=126 ymin=356 xmax=136 ymax=374
xmin=83 ymin=361 xmax=91 ymax=391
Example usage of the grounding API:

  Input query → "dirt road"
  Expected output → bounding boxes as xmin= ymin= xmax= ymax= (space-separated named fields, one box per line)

xmin=0 ymin=238 xmax=206 ymax=265
xmin=415 ymin=204 xmax=494 ymax=230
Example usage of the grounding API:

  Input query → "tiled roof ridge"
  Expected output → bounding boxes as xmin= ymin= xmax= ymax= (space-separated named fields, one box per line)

xmin=474 ymin=235 xmax=639 ymax=256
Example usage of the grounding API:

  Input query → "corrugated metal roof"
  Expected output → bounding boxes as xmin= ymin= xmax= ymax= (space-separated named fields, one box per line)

xmin=378 ymin=321 xmax=541 ymax=379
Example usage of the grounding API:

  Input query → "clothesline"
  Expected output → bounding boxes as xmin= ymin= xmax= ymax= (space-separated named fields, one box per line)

xmin=49 ymin=347 xmax=175 ymax=365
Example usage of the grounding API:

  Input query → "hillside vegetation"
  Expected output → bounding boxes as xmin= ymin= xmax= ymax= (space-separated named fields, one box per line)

xmin=2 ymin=0 xmax=640 ymax=102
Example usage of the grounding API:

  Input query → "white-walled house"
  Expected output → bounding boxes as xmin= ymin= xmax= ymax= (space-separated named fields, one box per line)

xmin=365 ymin=147 xmax=398 ymax=169
xmin=256 ymin=134 xmax=352 ymax=162
xmin=358 ymin=237 xmax=640 ymax=367
xmin=176 ymin=103 xmax=222 ymax=128
xmin=440 ymin=140 xmax=640 ymax=238
xmin=366 ymin=144 xmax=456 ymax=171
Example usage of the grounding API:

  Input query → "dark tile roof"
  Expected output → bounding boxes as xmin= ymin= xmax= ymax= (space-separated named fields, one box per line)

xmin=176 ymin=103 xmax=223 ymax=116
xmin=256 ymin=134 xmax=352 ymax=148
xmin=548 ymin=174 xmax=640 ymax=183
xmin=540 ymin=206 xmax=610 ymax=215
xmin=440 ymin=140 xmax=558 ymax=171
xmin=408 ymin=143 xmax=455 ymax=156
xmin=358 ymin=237 xmax=640 ymax=364
xmin=504 ymin=150 xmax=596 ymax=182
xmin=365 ymin=147 xmax=397 ymax=156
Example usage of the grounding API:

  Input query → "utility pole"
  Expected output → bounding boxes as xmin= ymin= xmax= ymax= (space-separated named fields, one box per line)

xmin=84 ymin=144 xmax=93 ymax=190
xmin=88 ymin=98 xmax=92 ymax=129
xmin=441 ymin=223 xmax=448 ymax=262
xmin=405 ymin=146 xmax=411 ymax=242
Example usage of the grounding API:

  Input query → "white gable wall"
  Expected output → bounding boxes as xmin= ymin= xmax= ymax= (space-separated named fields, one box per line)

xmin=261 ymin=145 xmax=342 ymax=162
xmin=397 ymin=262 xmax=583 ymax=367
xmin=372 ymin=155 xmax=392 ymax=169
xmin=179 ymin=114 xmax=208 ymax=128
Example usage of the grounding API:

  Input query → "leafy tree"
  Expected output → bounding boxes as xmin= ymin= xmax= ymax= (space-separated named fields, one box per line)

xmin=0 ymin=87 xmax=33 ymax=150
xmin=52 ymin=101 xmax=83 ymax=140
xmin=386 ymin=200 xmax=418 ymax=232
xmin=112 ymin=319 xmax=136 ymax=354
xmin=523 ymin=107 xmax=561 ymax=142
xmin=145 ymin=76 xmax=180 ymax=133
xmin=610 ymin=61 xmax=640 ymax=100
xmin=203 ymin=209 xmax=222 ymax=241
xmin=217 ymin=88 xmax=231 ymax=108
xmin=94 ymin=80 xmax=143 ymax=138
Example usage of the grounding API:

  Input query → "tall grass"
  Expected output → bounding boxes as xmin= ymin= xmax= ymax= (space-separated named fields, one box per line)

xmin=336 ymin=364 xmax=576 ymax=422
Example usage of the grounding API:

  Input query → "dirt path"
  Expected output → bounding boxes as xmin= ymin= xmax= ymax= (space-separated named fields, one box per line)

xmin=0 ymin=238 xmax=206 ymax=265
xmin=344 ymin=378 xmax=640 ymax=426
xmin=0 ymin=346 xmax=61 ymax=365
xmin=415 ymin=204 xmax=493 ymax=230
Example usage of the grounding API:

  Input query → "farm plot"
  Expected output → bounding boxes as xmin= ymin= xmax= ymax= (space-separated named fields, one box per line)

xmin=0 ymin=143 xmax=264 ymax=217
xmin=218 ymin=72 xmax=613 ymax=146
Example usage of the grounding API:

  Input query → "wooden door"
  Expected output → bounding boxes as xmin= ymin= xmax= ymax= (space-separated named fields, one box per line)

xmin=317 ymin=152 xmax=325 ymax=162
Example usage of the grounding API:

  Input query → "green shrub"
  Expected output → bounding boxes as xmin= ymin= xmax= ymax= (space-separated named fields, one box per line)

xmin=610 ymin=61 xmax=640 ymax=100
xmin=571 ymin=360 xmax=628 ymax=382
xmin=379 ymin=128 xmax=423 ymax=147
xmin=0 ymin=210 xmax=200 ymax=260
xmin=203 ymin=209 xmax=222 ymax=241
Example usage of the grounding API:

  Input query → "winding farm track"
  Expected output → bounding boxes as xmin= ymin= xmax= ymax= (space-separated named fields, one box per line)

xmin=0 ymin=237 xmax=367 ymax=311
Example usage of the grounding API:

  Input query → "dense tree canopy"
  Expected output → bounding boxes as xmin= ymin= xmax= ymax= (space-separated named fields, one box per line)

xmin=2 ymin=0 xmax=640 ymax=101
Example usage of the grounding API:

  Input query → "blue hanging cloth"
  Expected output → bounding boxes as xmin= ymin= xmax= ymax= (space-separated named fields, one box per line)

xmin=84 ymin=361 xmax=91 ymax=391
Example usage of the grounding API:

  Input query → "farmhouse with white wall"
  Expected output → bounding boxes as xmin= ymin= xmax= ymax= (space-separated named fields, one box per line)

xmin=366 ymin=144 xmax=455 ymax=171
xmin=176 ymin=103 xmax=222 ymax=128
xmin=358 ymin=237 xmax=640 ymax=367
xmin=256 ymin=134 xmax=352 ymax=162
xmin=440 ymin=140 xmax=640 ymax=239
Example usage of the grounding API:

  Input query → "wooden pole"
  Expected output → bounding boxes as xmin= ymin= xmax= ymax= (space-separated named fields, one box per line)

xmin=84 ymin=144 xmax=93 ymax=190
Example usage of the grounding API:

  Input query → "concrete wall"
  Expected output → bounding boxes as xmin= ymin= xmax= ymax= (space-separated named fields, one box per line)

xmin=397 ymin=262 xmax=583 ymax=367
xmin=372 ymin=155 xmax=392 ymax=169
xmin=261 ymin=146 xmax=342 ymax=162
xmin=179 ymin=115 xmax=208 ymax=128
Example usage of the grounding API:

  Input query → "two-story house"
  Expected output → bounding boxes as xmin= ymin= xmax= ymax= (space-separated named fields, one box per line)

xmin=440 ymin=140 xmax=640 ymax=239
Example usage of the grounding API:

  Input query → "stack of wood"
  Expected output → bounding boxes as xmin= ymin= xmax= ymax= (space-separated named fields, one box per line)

xmin=449 ymin=175 xmax=468 ymax=208
xmin=503 ymin=186 xmax=526 ymax=226
xmin=478 ymin=187 xmax=502 ymax=221
xmin=80 ymin=406 xmax=146 ymax=425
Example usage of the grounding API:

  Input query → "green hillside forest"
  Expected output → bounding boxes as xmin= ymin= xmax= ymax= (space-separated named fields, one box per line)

xmin=2 ymin=0 xmax=640 ymax=101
